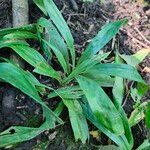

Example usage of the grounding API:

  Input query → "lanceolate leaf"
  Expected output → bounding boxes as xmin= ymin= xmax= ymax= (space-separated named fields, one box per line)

xmin=0 ymin=62 xmax=62 ymax=124
xmin=48 ymin=86 xmax=83 ymax=99
xmin=42 ymin=39 xmax=68 ymax=73
xmin=77 ymin=76 xmax=124 ymax=135
xmin=120 ymin=49 xmax=150 ymax=67
xmin=0 ymin=39 xmax=28 ymax=49
xmin=112 ymin=54 xmax=133 ymax=149
xmin=63 ymin=99 xmax=89 ymax=143
xmin=136 ymin=139 xmax=150 ymax=150
xmin=0 ymin=126 xmax=47 ymax=148
xmin=37 ymin=17 xmax=69 ymax=70
xmin=85 ymin=63 xmax=145 ymax=83
xmin=144 ymin=102 xmax=150 ymax=129
xmin=83 ymin=73 xmax=114 ymax=87
xmin=33 ymin=0 xmax=47 ymax=15
xmin=9 ymin=45 xmax=61 ymax=82
xmin=80 ymin=99 xmax=130 ymax=150
xmin=112 ymin=54 xmax=125 ymax=105
xmin=43 ymin=0 xmax=75 ymax=67
xmin=3 ymin=31 xmax=37 ymax=40
xmin=0 ymin=24 xmax=36 ymax=38
xmin=78 ymin=19 xmax=128 ymax=64
xmin=0 ymin=105 xmax=62 ymax=148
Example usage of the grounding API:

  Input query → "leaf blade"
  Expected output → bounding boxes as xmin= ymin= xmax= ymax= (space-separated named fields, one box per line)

xmin=78 ymin=19 xmax=127 ymax=64
xmin=77 ymin=76 xmax=125 ymax=135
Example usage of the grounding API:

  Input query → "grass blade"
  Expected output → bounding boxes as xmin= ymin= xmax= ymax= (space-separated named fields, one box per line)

xmin=3 ymin=31 xmax=37 ymax=40
xmin=48 ymin=86 xmax=83 ymax=99
xmin=33 ymin=0 xmax=47 ymax=15
xmin=42 ymin=39 xmax=68 ymax=73
xmin=120 ymin=48 xmax=150 ymax=67
xmin=85 ymin=63 xmax=145 ymax=83
xmin=78 ymin=19 xmax=127 ymax=64
xmin=63 ymin=99 xmax=89 ymax=143
xmin=0 ymin=39 xmax=28 ymax=49
xmin=37 ymin=17 xmax=69 ymax=70
xmin=0 ymin=24 xmax=36 ymax=38
xmin=77 ymin=76 xmax=124 ymax=135
xmin=80 ymin=99 xmax=130 ymax=149
xmin=112 ymin=54 xmax=125 ymax=105
xmin=43 ymin=0 xmax=75 ymax=67
xmin=9 ymin=45 xmax=61 ymax=82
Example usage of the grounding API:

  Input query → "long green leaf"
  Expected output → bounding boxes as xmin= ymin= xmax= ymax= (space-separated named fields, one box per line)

xmin=42 ymin=39 xmax=68 ymax=73
xmin=64 ymin=52 xmax=112 ymax=84
xmin=112 ymin=54 xmax=125 ymax=105
xmin=85 ymin=63 xmax=145 ymax=83
xmin=0 ymin=24 xmax=36 ymax=38
xmin=43 ymin=0 xmax=75 ymax=67
xmin=112 ymin=54 xmax=133 ymax=148
xmin=0 ymin=39 xmax=28 ymax=49
xmin=80 ymin=99 xmax=130 ymax=150
xmin=77 ymin=76 xmax=124 ymax=135
xmin=145 ymin=102 xmax=150 ymax=129
xmin=83 ymin=73 xmax=114 ymax=87
xmin=0 ymin=103 xmax=62 ymax=148
xmin=48 ymin=86 xmax=83 ymax=99
xmin=0 ymin=62 xmax=62 ymax=124
xmin=33 ymin=0 xmax=47 ymax=15
xmin=3 ymin=31 xmax=37 ymax=40
xmin=78 ymin=19 xmax=127 ymax=64
xmin=9 ymin=45 xmax=61 ymax=82
xmin=63 ymin=99 xmax=89 ymax=143
xmin=37 ymin=17 xmax=69 ymax=70
xmin=120 ymin=49 xmax=150 ymax=67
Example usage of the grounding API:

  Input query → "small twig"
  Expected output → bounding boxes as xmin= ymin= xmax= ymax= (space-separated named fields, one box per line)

xmin=83 ymin=24 xmax=94 ymax=34
xmin=111 ymin=36 xmax=116 ymax=50
xmin=121 ymin=29 xmax=150 ymax=48
xmin=67 ymin=13 xmax=86 ymax=16
xmin=16 ymin=111 xmax=27 ymax=121
xmin=60 ymin=4 xmax=66 ymax=13
xmin=134 ymin=27 xmax=150 ymax=46
xmin=122 ymin=81 xmax=134 ymax=107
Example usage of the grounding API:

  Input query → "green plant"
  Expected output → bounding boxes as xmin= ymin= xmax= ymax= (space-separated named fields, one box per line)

xmin=0 ymin=0 xmax=149 ymax=149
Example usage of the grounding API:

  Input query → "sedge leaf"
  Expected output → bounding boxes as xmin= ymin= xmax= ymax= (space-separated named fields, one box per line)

xmin=9 ymin=45 xmax=61 ymax=82
xmin=80 ymin=99 xmax=130 ymax=149
xmin=63 ymin=99 xmax=89 ymax=143
xmin=43 ymin=0 xmax=75 ymax=67
xmin=77 ymin=76 xmax=124 ymax=135
xmin=120 ymin=49 xmax=150 ymax=67
xmin=78 ymin=19 xmax=128 ymax=64
xmin=37 ymin=17 xmax=69 ymax=70
xmin=3 ymin=31 xmax=37 ymax=40
xmin=0 ymin=24 xmax=36 ymax=38
xmin=85 ymin=63 xmax=145 ymax=83
xmin=33 ymin=0 xmax=47 ymax=15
